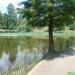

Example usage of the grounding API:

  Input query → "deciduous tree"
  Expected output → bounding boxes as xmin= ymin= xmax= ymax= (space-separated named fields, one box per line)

xmin=20 ymin=0 xmax=75 ymax=53
xmin=7 ymin=3 xmax=17 ymax=29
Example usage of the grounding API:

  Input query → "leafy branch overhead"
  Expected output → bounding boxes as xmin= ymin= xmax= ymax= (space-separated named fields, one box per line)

xmin=20 ymin=0 xmax=75 ymax=52
xmin=20 ymin=0 xmax=75 ymax=28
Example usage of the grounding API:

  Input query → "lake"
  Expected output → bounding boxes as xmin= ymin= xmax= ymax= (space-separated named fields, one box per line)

xmin=0 ymin=36 xmax=75 ymax=75
xmin=0 ymin=36 xmax=48 ymax=61
xmin=0 ymin=36 xmax=75 ymax=61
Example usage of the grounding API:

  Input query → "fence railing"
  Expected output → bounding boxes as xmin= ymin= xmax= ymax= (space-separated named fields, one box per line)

xmin=0 ymin=48 xmax=47 ymax=75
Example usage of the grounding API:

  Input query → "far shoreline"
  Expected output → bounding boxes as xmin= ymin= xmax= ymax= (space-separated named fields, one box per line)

xmin=0 ymin=31 xmax=74 ymax=37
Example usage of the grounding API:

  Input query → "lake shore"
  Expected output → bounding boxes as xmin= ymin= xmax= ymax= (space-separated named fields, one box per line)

xmin=0 ymin=31 xmax=75 ymax=37
xmin=27 ymin=49 xmax=75 ymax=75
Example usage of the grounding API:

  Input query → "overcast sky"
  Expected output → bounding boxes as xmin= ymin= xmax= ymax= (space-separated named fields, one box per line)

xmin=0 ymin=0 xmax=25 ymax=13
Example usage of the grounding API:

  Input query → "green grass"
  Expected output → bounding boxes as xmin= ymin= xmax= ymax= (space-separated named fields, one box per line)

xmin=0 ymin=31 xmax=75 ymax=37
xmin=0 ymin=32 xmax=48 ymax=37
xmin=54 ymin=31 xmax=75 ymax=37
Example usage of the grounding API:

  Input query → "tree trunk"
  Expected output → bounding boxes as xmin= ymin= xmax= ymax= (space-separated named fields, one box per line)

xmin=48 ymin=16 xmax=55 ymax=53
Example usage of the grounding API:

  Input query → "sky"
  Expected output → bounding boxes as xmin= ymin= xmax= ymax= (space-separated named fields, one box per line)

xmin=0 ymin=0 xmax=24 ymax=13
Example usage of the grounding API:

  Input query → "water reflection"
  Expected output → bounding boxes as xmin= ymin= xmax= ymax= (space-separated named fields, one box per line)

xmin=0 ymin=45 xmax=46 ymax=73
xmin=54 ymin=37 xmax=75 ymax=51
xmin=69 ymin=37 xmax=75 ymax=49
xmin=0 ymin=36 xmax=48 ymax=60
xmin=0 ymin=51 xmax=10 ymax=72
xmin=0 ymin=36 xmax=75 ymax=73
xmin=15 ymin=46 xmax=25 ymax=61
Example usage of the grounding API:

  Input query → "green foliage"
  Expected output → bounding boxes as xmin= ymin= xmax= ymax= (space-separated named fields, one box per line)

xmin=19 ymin=0 xmax=75 ymax=51
xmin=0 ymin=4 xmax=17 ymax=31
xmin=20 ymin=0 xmax=75 ymax=29
xmin=3 ymin=13 xmax=8 ymax=29
xmin=69 ymin=21 xmax=75 ymax=30
xmin=7 ymin=3 xmax=17 ymax=29
xmin=0 ymin=11 xmax=3 ymax=29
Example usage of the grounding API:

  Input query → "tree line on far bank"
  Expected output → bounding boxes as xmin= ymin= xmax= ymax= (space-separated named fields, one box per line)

xmin=0 ymin=2 xmax=75 ymax=33
xmin=0 ymin=3 xmax=17 ymax=31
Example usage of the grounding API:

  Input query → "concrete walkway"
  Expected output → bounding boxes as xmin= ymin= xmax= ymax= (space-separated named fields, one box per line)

xmin=27 ymin=50 xmax=75 ymax=75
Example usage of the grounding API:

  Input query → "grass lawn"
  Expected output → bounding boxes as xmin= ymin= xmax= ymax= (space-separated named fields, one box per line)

xmin=0 ymin=31 xmax=75 ymax=37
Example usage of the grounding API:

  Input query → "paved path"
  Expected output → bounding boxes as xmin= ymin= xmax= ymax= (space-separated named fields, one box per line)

xmin=27 ymin=53 xmax=75 ymax=75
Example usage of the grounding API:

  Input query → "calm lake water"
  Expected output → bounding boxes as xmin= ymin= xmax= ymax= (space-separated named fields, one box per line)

xmin=0 ymin=36 xmax=75 ymax=61
xmin=0 ymin=36 xmax=75 ymax=74
xmin=0 ymin=36 xmax=48 ymax=61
